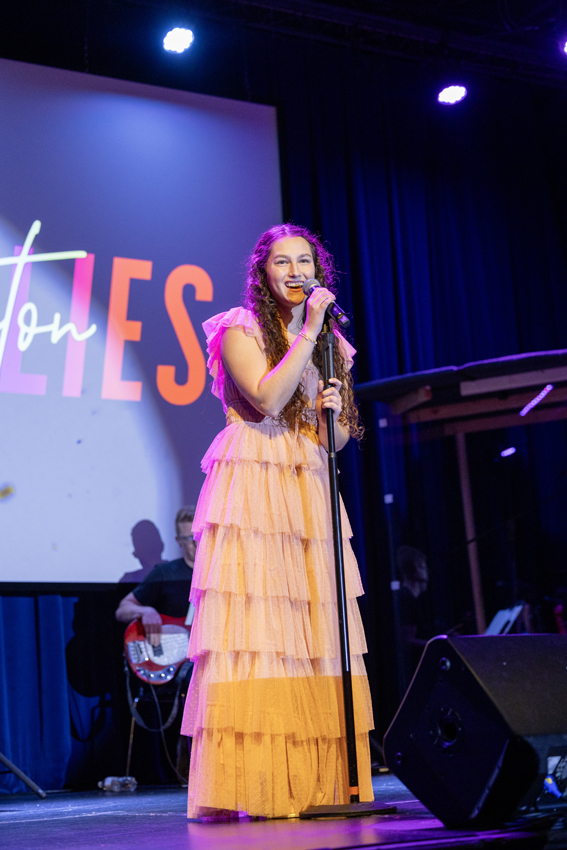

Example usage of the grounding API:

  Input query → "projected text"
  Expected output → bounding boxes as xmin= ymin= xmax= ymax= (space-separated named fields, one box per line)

xmin=0 ymin=221 xmax=213 ymax=404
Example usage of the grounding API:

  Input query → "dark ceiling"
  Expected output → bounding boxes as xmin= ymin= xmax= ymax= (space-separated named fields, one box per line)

xmin=226 ymin=0 xmax=567 ymax=84
xmin=1 ymin=0 xmax=567 ymax=88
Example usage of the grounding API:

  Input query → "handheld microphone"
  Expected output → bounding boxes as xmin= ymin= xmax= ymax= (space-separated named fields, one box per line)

xmin=302 ymin=279 xmax=350 ymax=329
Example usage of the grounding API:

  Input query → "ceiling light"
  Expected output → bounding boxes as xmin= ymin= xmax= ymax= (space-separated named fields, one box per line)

xmin=163 ymin=28 xmax=194 ymax=54
xmin=438 ymin=85 xmax=467 ymax=105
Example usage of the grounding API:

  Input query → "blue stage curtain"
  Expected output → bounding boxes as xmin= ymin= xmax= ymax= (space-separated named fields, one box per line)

xmin=0 ymin=587 xmax=180 ymax=794
xmin=0 ymin=596 xmax=75 ymax=793
xmin=243 ymin=36 xmax=567 ymax=725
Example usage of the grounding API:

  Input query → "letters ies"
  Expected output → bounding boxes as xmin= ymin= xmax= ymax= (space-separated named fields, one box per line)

xmin=0 ymin=221 xmax=213 ymax=404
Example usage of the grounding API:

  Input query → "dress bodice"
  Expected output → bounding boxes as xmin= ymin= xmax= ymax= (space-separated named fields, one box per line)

xmin=202 ymin=307 xmax=354 ymax=428
xmin=224 ymin=361 xmax=320 ymax=427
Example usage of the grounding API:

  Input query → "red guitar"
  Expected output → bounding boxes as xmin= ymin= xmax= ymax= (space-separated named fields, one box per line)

xmin=124 ymin=614 xmax=191 ymax=684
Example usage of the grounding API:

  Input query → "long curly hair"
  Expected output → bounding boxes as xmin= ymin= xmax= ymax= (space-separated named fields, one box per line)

xmin=244 ymin=223 xmax=363 ymax=440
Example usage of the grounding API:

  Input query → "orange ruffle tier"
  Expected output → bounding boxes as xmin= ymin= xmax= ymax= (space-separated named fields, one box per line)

xmin=181 ymin=310 xmax=374 ymax=819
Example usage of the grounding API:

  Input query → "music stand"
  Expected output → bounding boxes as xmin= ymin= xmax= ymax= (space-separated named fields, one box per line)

xmin=0 ymin=751 xmax=46 ymax=798
xmin=484 ymin=604 xmax=524 ymax=635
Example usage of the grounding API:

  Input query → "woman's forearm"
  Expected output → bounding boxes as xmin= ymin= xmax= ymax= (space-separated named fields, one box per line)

xmin=222 ymin=328 xmax=318 ymax=418
xmin=254 ymin=334 xmax=317 ymax=417
xmin=318 ymin=418 xmax=350 ymax=452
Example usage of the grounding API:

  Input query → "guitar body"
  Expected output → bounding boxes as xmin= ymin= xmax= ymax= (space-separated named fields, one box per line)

xmin=124 ymin=614 xmax=191 ymax=684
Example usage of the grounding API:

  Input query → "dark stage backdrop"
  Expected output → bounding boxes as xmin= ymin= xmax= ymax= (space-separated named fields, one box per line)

xmin=2 ymin=13 xmax=567 ymax=792
xmin=228 ymin=35 xmax=567 ymax=733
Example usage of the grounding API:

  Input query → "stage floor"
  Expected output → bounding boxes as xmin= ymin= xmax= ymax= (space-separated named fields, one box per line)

xmin=0 ymin=774 xmax=565 ymax=850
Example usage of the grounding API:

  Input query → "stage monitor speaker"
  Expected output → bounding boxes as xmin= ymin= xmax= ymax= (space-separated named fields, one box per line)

xmin=383 ymin=634 xmax=567 ymax=828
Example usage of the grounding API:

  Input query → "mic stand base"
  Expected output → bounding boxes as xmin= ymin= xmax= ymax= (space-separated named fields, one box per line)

xmin=299 ymin=800 xmax=396 ymax=819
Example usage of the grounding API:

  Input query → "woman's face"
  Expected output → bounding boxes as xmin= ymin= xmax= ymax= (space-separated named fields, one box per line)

xmin=265 ymin=236 xmax=316 ymax=312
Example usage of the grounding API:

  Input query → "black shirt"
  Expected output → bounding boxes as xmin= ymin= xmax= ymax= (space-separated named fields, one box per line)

xmin=132 ymin=557 xmax=193 ymax=619
xmin=399 ymin=586 xmax=432 ymax=639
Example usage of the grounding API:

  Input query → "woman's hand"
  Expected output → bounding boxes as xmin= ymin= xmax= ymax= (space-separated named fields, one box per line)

xmin=304 ymin=286 xmax=336 ymax=339
xmin=316 ymin=377 xmax=342 ymax=424
xmin=316 ymin=378 xmax=350 ymax=451
xmin=220 ymin=285 xmax=337 ymax=421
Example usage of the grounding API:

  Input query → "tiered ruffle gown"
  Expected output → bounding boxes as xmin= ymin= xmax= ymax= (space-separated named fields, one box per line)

xmin=181 ymin=307 xmax=374 ymax=819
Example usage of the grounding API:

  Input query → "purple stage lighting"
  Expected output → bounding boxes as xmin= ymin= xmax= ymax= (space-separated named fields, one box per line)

xmin=438 ymin=85 xmax=467 ymax=105
xmin=500 ymin=447 xmax=516 ymax=458
xmin=519 ymin=383 xmax=554 ymax=417
xmin=163 ymin=27 xmax=194 ymax=53
xmin=563 ymin=40 xmax=567 ymax=55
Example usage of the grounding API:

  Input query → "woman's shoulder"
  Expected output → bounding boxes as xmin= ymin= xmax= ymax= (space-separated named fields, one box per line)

xmin=202 ymin=307 xmax=263 ymax=401
xmin=203 ymin=307 xmax=261 ymax=342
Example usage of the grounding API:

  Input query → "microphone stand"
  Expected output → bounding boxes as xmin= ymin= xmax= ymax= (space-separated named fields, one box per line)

xmin=300 ymin=319 xmax=396 ymax=819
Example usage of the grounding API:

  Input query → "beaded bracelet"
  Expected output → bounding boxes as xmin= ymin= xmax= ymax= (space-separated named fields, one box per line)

xmin=298 ymin=330 xmax=317 ymax=345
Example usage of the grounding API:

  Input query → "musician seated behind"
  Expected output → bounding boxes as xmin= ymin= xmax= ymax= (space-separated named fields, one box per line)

xmin=115 ymin=507 xmax=195 ymax=645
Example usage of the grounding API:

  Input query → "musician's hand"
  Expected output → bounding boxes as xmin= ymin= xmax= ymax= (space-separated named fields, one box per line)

xmin=141 ymin=608 xmax=163 ymax=646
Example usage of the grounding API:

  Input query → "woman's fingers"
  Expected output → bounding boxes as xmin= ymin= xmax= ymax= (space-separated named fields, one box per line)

xmin=320 ymin=377 xmax=342 ymax=393
xmin=318 ymin=378 xmax=342 ymax=421
xmin=319 ymin=378 xmax=342 ymax=397
xmin=305 ymin=287 xmax=336 ymax=334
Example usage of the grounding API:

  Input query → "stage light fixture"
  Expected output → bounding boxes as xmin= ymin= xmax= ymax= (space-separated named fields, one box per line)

xmin=500 ymin=447 xmax=516 ymax=458
xmin=438 ymin=85 xmax=467 ymax=105
xmin=163 ymin=27 xmax=194 ymax=54
xmin=563 ymin=39 xmax=567 ymax=55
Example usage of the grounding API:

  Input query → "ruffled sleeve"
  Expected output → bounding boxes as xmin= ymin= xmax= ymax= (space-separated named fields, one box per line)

xmin=202 ymin=307 xmax=263 ymax=402
xmin=336 ymin=332 xmax=356 ymax=371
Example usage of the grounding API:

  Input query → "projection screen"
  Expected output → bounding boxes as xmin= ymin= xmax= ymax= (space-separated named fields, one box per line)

xmin=0 ymin=58 xmax=282 ymax=582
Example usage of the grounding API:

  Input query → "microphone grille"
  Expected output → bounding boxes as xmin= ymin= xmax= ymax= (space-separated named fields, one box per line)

xmin=302 ymin=278 xmax=320 ymax=296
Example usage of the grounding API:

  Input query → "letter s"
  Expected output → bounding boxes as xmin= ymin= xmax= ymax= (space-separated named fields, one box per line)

xmin=156 ymin=265 xmax=213 ymax=406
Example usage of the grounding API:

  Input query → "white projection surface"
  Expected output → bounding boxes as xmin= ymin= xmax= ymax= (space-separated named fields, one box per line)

xmin=0 ymin=58 xmax=282 ymax=582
